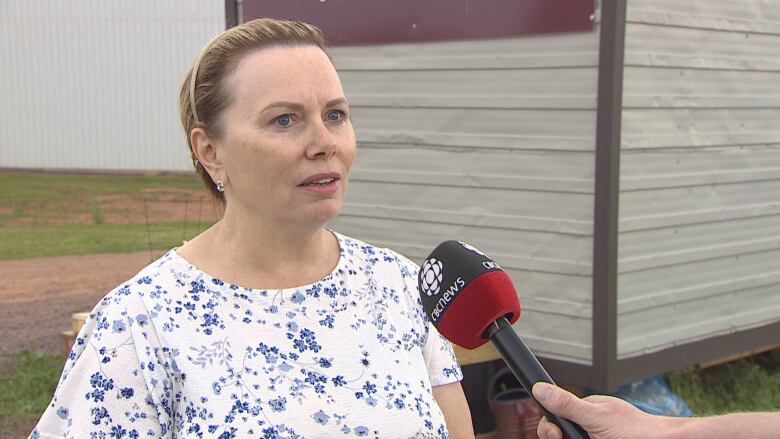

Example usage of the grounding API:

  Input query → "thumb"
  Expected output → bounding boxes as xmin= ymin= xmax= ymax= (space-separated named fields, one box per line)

xmin=532 ymin=382 xmax=593 ymax=426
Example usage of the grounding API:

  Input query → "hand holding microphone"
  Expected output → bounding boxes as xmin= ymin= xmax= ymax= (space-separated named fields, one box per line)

xmin=418 ymin=240 xmax=590 ymax=439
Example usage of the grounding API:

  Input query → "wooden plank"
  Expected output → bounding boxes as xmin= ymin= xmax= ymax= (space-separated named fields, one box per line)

xmin=72 ymin=311 xmax=89 ymax=334
xmin=700 ymin=342 xmax=780 ymax=369
xmin=455 ymin=343 xmax=501 ymax=366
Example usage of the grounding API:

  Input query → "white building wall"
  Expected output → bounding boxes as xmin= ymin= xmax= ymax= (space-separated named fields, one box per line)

xmin=2 ymin=0 xmax=602 ymax=364
xmin=617 ymin=0 xmax=780 ymax=359
xmin=0 ymin=0 xmax=224 ymax=171
xmin=329 ymin=28 xmax=601 ymax=364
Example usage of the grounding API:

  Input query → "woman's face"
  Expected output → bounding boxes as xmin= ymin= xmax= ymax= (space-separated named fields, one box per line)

xmin=213 ymin=45 xmax=356 ymax=228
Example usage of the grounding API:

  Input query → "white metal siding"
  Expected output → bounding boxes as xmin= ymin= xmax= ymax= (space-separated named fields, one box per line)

xmin=617 ymin=0 xmax=780 ymax=358
xmin=0 ymin=0 xmax=224 ymax=171
xmin=329 ymin=29 xmax=600 ymax=363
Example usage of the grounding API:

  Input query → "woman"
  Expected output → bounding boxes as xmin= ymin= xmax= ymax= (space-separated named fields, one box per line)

xmin=31 ymin=18 xmax=473 ymax=438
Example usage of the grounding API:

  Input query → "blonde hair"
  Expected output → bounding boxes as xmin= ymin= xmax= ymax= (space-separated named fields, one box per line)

xmin=179 ymin=18 xmax=329 ymax=202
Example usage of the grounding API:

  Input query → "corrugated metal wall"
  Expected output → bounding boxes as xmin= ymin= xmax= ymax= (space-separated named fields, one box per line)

xmin=617 ymin=0 xmax=780 ymax=359
xmin=0 ymin=0 xmax=224 ymax=171
xmin=329 ymin=27 xmax=601 ymax=363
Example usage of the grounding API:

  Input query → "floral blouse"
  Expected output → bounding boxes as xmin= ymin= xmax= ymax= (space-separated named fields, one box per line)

xmin=31 ymin=232 xmax=463 ymax=439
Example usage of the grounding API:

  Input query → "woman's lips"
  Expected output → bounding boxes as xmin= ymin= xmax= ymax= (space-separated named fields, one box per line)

xmin=299 ymin=173 xmax=340 ymax=194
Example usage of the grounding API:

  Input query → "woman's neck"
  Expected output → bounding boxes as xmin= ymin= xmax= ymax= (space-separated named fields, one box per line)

xmin=179 ymin=209 xmax=340 ymax=290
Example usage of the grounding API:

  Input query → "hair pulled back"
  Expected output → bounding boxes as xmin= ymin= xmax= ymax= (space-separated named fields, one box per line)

xmin=179 ymin=18 xmax=329 ymax=202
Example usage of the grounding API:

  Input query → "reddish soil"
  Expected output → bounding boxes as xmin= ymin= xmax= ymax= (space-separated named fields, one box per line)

xmin=6 ymin=188 xmax=221 ymax=227
xmin=0 ymin=187 xmax=222 ymax=437
xmin=1 ymin=191 xmax=221 ymax=362
xmin=0 ymin=251 xmax=174 ymax=437
xmin=1 ymin=189 xmax=222 ymax=366
xmin=0 ymin=251 xmax=167 ymax=365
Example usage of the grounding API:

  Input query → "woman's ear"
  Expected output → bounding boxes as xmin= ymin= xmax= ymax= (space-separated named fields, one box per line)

xmin=190 ymin=127 xmax=224 ymax=184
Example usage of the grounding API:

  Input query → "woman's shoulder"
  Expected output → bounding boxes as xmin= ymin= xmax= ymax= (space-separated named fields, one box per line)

xmin=88 ymin=250 xmax=190 ymax=318
xmin=334 ymin=232 xmax=421 ymax=298
xmin=68 ymin=249 xmax=201 ymax=362
xmin=335 ymin=232 xmax=419 ymax=270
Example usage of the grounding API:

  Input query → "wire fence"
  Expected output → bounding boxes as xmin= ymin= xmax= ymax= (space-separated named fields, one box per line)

xmin=1 ymin=193 xmax=223 ymax=261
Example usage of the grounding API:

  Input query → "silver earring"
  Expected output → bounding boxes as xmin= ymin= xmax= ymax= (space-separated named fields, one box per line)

xmin=216 ymin=180 xmax=225 ymax=192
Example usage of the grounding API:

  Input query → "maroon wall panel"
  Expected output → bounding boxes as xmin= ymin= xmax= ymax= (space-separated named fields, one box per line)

xmin=242 ymin=0 xmax=595 ymax=45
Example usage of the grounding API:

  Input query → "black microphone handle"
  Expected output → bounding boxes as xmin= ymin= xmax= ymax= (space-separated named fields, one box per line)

xmin=486 ymin=318 xmax=590 ymax=439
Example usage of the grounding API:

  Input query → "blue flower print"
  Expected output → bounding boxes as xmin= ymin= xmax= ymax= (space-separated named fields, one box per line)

xmin=56 ymin=407 xmax=68 ymax=419
xmin=30 ymin=233 xmax=462 ymax=438
xmin=189 ymin=279 xmax=206 ymax=295
xmin=269 ymin=396 xmax=287 ymax=412
xmin=110 ymin=424 xmax=127 ymax=438
xmin=318 ymin=314 xmax=335 ymax=328
xmin=135 ymin=314 xmax=148 ymax=325
xmin=111 ymin=320 xmax=126 ymax=333
xmin=312 ymin=410 xmax=329 ymax=425
xmin=217 ymin=427 xmax=237 ymax=439
xmin=90 ymin=406 xmax=109 ymax=426
xmin=137 ymin=276 xmax=152 ymax=285
xmin=362 ymin=381 xmax=376 ymax=395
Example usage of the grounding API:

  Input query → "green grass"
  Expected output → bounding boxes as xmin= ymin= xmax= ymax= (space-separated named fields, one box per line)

xmin=0 ymin=170 xmax=216 ymax=259
xmin=0 ymin=221 xmax=213 ymax=260
xmin=1 ymin=170 xmax=779 ymax=423
xmin=0 ymin=171 xmax=208 ymax=225
xmin=1 ymin=348 xmax=778 ymax=431
xmin=0 ymin=171 xmax=217 ymax=435
xmin=668 ymin=349 xmax=780 ymax=415
xmin=0 ymin=351 xmax=64 ymax=416
xmin=0 ymin=171 xmax=202 ymax=204
xmin=89 ymin=199 xmax=105 ymax=225
xmin=0 ymin=351 xmax=65 ymax=436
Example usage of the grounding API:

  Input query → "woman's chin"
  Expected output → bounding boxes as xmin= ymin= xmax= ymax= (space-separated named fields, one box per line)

xmin=299 ymin=201 xmax=342 ymax=227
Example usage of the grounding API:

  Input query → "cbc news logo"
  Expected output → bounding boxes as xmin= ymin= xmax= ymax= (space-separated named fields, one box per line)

xmin=420 ymin=258 xmax=444 ymax=296
xmin=459 ymin=241 xmax=487 ymax=258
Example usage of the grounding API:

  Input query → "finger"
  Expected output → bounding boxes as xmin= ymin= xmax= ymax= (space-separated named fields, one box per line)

xmin=532 ymin=382 xmax=593 ymax=426
xmin=537 ymin=416 xmax=563 ymax=439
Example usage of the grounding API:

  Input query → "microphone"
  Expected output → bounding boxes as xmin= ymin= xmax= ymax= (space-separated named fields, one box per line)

xmin=418 ymin=240 xmax=590 ymax=439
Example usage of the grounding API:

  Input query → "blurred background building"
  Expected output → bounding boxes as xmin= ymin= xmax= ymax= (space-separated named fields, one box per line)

xmin=2 ymin=0 xmax=779 ymax=395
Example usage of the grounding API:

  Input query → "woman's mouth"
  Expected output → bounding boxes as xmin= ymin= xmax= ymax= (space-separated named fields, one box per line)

xmin=303 ymin=177 xmax=336 ymax=186
xmin=299 ymin=173 xmax=341 ymax=194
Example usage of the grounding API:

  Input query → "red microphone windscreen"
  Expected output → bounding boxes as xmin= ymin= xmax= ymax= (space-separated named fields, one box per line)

xmin=418 ymin=240 xmax=522 ymax=350
xmin=436 ymin=270 xmax=520 ymax=349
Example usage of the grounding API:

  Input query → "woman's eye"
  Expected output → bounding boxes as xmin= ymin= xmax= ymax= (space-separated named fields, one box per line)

xmin=326 ymin=110 xmax=344 ymax=122
xmin=275 ymin=114 xmax=293 ymax=127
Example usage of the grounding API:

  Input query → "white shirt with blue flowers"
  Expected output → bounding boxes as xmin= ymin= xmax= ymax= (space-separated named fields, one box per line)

xmin=32 ymin=232 xmax=463 ymax=439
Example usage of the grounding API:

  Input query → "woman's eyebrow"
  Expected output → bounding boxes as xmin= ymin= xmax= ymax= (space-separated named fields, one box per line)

xmin=261 ymin=101 xmax=305 ymax=113
xmin=260 ymin=98 xmax=349 ymax=114
xmin=326 ymin=97 xmax=349 ymax=107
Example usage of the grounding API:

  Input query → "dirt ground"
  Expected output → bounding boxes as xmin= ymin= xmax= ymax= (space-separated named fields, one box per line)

xmin=0 ymin=251 xmax=167 ymax=366
xmin=0 ymin=250 xmax=174 ymax=437
xmin=0 ymin=184 xmax=222 ymax=366
xmin=7 ymin=187 xmax=222 ymax=228
xmin=0 ymin=181 xmax=224 ymax=437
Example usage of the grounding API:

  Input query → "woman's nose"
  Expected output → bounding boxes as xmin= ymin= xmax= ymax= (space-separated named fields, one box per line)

xmin=305 ymin=119 xmax=338 ymax=159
